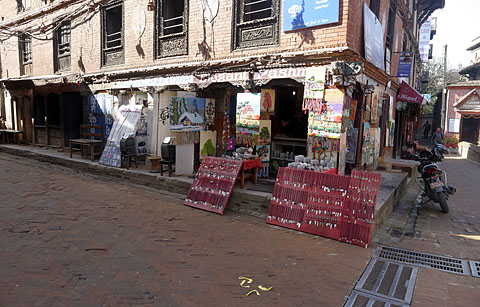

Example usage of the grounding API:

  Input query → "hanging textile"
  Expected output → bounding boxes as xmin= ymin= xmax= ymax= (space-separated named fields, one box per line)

xmin=171 ymin=131 xmax=200 ymax=145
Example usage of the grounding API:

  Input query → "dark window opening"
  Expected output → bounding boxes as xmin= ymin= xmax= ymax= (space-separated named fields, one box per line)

xmin=162 ymin=0 xmax=184 ymax=36
xmin=243 ymin=0 xmax=273 ymax=22
xmin=369 ymin=0 xmax=380 ymax=18
xmin=402 ymin=34 xmax=408 ymax=52
xmin=16 ymin=0 xmax=30 ymax=13
xmin=54 ymin=21 xmax=71 ymax=72
xmin=101 ymin=0 xmax=124 ymax=66
xmin=386 ymin=3 xmax=396 ymax=51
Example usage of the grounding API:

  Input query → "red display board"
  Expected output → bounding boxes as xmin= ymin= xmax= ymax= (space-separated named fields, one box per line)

xmin=267 ymin=167 xmax=381 ymax=248
xmin=185 ymin=157 xmax=242 ymax=215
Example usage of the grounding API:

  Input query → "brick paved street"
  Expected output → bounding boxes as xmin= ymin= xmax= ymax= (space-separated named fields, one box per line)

xmin=0 ymin=153 xmax=373 ymax=306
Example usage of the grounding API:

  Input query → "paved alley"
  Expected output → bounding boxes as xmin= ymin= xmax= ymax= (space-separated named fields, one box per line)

xmin=0 ymin=153 xmax=372 ymax=306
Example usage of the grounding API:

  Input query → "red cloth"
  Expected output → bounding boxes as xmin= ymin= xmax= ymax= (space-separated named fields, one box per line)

xmin=242 ymin=158 xmax=262 ymax=170
xmin=322 ymin=168 xmax=337 ymax=174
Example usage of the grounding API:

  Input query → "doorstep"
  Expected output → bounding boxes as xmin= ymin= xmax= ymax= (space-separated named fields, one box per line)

xmin=0 ymin=144 xmax=409 ymax=240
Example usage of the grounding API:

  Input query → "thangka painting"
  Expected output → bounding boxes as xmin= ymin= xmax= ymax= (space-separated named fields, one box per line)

xmin=307 ymin=89 xmax=344 ymax=139
xmin=236 ymin=93 xmax=260 ymax=135
xmin=261 ymin=89 xmax=275 ymax=113
xmin=170 ymin=97 xmax=206 ymax=131
xmin=370 ymin=87 xmax=380 ymax=126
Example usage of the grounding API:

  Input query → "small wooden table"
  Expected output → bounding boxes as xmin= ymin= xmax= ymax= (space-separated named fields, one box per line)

xmin=69 ymin=139 xmax=103 ymax=162
xmin=239 ymin=158 xmax=262 ymax=189
xmin=0 ymin=129 xmax=23 ymax=144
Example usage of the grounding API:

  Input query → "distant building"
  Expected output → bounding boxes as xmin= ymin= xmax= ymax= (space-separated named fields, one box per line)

xmin=444 ymin=37 xmax=480 ymax=145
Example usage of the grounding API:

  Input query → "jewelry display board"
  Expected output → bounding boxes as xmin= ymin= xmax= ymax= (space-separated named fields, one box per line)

xmin=267 ymin=168 xmax=381 ymax=248
xmin=185 ymin=157 xmax=243 ymax=215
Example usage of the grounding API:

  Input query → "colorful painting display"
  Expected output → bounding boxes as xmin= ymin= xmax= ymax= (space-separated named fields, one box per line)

xmin=256 ymin=144 xmax=271 ymax=164
xmin=236 ymin=93 xmax=261 ymax=136
xmin=88 ymin=93 xmax=114 ymax=144
xmin=307 ymin=89 xmax=344 ymax=139
xmin=370 ymin=87 xmax=380 ymax=126
xmin=200 ymin=130 xmax=217 ymax=160
xmin=258 ymin=120 xmax=271 ymax=145
xmin=261 ymin=89 xmax=275 ymax=113
xmin=170 ymin=97 xmax=206 ymax=131
xmin=303 ymin=66 xmax=326 ymax=112
xmin=361 ymin=122 xmax=371 ymax=166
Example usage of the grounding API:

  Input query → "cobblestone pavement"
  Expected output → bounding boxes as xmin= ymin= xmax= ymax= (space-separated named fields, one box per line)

xmin=375 ymin=155 xmax=480 ymax=306
xmin=0 ymin=153 xmax=373 ymax=306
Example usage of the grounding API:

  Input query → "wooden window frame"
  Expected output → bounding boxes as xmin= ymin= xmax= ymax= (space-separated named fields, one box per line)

xmin=154 ymin=0 xmax=189 ymax=59
xmin=100 ymin=0 xmax=125 ymax=67
xmin=232 ymin=0 xmax=280 ymax=51
xmin=54 ymin=20 xmax=71 ymax=72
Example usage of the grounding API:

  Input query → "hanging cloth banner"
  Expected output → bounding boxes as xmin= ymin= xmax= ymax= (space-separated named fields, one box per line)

xmin=302 ymin=66 xmax=326 ymax=112
xmin=171 ymin=131 xmax=200 ymax=145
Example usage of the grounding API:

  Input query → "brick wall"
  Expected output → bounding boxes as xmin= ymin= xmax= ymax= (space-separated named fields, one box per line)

xmin=445 ymin=86 xmax=479 ymax=137
xmin=0 ymin=0 xmax=413 ymax=81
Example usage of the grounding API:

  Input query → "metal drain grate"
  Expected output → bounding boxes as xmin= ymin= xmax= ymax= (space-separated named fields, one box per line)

xmin=470 ymin=261 xmax=480 ymax=278
xmin=344 ymin=290 xmax=408 ymax=307
xmin=375 ymin=246 xmax=470 ymax=276
xmin=354 ymin=258 xmax=417 ymax=305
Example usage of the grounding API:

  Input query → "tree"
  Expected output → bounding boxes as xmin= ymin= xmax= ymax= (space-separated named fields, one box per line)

xmin=259 ymin=126 xmax=270 ymax=143
xmin=421 ymin=57 xmax=467 ymax=114
xmin=201 ymin=139 xmax=215 ymax=156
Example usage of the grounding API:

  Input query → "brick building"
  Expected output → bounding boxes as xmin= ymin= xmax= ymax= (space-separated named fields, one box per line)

xmin=0 ymin=0 xmax=443 ymax=174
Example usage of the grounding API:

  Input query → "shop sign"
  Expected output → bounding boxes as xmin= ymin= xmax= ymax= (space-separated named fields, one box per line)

xmin=112 ymin=75 xmax=194 ymax=89
xmin=194 ymin=67 xmax=307 ymax=87
xmin=397 ymin=52 xmax=413 ymax=78
xmin=363 ymin=3 xmax=385 ymax=71
xmin=283 ymin=0 xmax=340 ymax=32
xmin=396 ymin=81 xmax=423 ymax=104
xmin=419 ymin=17 xmax=432 ymax=62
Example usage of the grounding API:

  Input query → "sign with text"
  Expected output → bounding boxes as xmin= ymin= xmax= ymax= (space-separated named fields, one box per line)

xmin=363 ymin=3 xmax=385 ymax=71
xmin=398 ymin=52 xmax=413 ymax=78
xmin=419 ymin=18 xmax=432 ymax=62
xmin=283 ymin=0 xmax=340 ymax=32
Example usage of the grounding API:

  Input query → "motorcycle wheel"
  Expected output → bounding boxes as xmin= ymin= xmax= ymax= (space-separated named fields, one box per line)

xmin=437 ymin=192 xmax=449 ymax=213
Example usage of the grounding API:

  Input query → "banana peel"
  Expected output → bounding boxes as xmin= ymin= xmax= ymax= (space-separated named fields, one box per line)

xmin=245 ymin=290 xmax=260 ymax=296
xmin=258 ymin=285 xmax=273 ymax=291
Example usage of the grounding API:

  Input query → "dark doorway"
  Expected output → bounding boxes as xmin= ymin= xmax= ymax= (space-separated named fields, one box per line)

xmin=63 ymin=92 xmax=83 ymax=147
xmin=461 ymin=117 xmax=480 ymax=144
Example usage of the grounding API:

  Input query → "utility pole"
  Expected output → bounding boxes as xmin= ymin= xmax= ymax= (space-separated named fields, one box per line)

xmin=440 ymin=44 xmax=447 ymax=132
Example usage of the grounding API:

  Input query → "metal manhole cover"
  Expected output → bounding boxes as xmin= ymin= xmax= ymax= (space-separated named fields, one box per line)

xmin=354 ymin=258 xmax=417 ymax=305
xmin=470 ymin=261 xmax=480 ymax=278
xmin=344 ymin=290 xmax=408 ymax=307
xmin=375 ymin=246 xmax=470 ymax=276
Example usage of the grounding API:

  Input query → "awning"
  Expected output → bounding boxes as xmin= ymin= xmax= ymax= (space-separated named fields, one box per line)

xmin=396 ymin=81 xmax=423 ymax=104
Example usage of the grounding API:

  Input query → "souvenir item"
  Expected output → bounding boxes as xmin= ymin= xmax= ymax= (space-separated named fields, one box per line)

xmin=185 ymin=157 xmax=243 ymax=215
xmin=266 ymin=168 xmax=381 ymax=248
xmin=261 ymin=89 xmax=275 ymax=113
xmin=170 ymin=97 xmax=206 ymax=131
xmin=236 ymin=93 xmax=261 ymax=144
xmin=302 ymin=66 xmax=326 ymax=112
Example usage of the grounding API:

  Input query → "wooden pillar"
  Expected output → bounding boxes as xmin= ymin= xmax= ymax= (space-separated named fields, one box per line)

xmin=59 ymin=93 xmax=65 ymax=148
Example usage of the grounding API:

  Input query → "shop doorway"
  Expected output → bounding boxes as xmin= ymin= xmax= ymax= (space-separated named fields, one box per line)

xmin=62 ymin=92 xmax=83 ymax=146
xmin=461 ymin=117 xmax=480 ymax=144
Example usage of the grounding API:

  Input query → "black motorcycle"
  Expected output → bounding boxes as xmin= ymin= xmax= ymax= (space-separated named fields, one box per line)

xmin=414 ymin=144 xmax=456 ymax=213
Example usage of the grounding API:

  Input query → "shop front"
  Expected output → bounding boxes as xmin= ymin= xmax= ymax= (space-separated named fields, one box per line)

xmin=453 ymin=89 xmax=480 ymax=145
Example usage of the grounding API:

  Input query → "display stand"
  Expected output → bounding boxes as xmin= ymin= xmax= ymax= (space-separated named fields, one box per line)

xmin=185 ymin=157 xmax=243 ymax=215
xmin=267 ymin=168 xmax=381 ymax=248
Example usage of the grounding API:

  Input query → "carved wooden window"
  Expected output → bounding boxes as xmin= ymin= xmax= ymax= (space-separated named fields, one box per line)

xmin=232 ymin=0 xmax=280 ymax=50
xmin=19 ymin=34 xmax=32 ymax=75
xmin=101 ymin=0 xmax=124 ymax=66
xmin=54 ymin=21 xmax=71 ymax=72
xmin=155 ymin=0 xmax=188 ymax=58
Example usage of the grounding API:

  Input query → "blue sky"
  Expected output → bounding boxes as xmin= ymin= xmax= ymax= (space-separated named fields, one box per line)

xmin=429 ymin=0 xmax=480 ymax=69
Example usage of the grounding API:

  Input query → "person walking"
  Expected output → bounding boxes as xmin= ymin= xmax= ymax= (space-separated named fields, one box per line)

xmin=423 ymin=121 xmax=431 ymax=139
xmin=431 ymin=127 xmax=444 ymax=145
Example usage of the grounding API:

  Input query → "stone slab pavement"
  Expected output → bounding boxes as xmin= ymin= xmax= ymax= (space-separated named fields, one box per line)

xmin=375 ymin=155 xmax=480 ymax=306
xmin=0 ymin=153 xmax=374 ymax=306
